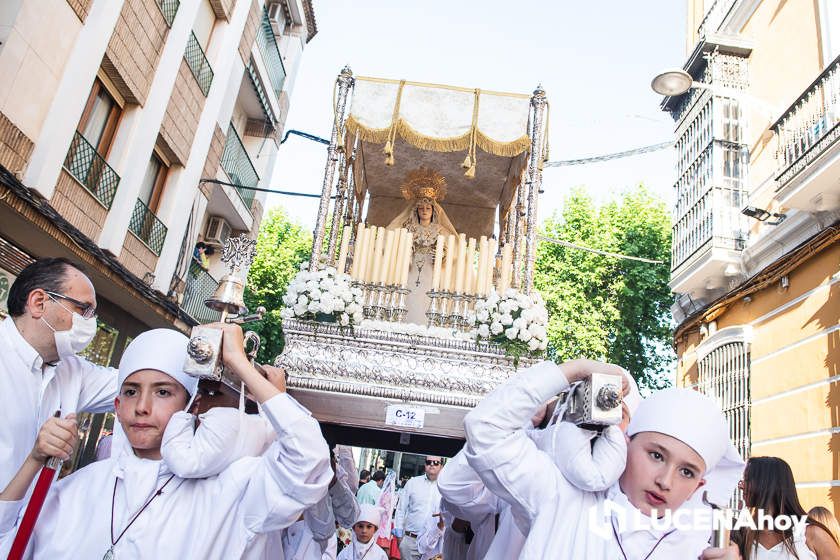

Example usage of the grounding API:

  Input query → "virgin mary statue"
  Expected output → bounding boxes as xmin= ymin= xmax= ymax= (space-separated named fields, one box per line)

xmin=387 ymin=167 xmax=458 ymax=325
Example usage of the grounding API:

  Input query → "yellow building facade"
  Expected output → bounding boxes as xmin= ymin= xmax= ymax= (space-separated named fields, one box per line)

xmin=667 ymin=0 xmax=839 ymax=511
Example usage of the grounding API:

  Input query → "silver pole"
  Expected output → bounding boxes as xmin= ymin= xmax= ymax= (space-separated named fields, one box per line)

xmin=310 ymin=66 xmax=354 ymax=271
xmin=523 ymin=86 xmax=547 ymax=293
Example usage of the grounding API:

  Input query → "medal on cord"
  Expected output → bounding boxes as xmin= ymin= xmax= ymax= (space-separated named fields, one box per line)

xmin=104 ymin=474 xmax=175 ymax=559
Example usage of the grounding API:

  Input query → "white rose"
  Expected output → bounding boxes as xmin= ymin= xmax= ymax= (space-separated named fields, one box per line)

xmin=342 ymin=291 xmax=354 ymax=303
xmin=352 ymin=312 xmax=364 ymax=324
xmin=490 ymin=321 xmax=504 ymax=335
xmin=293 ymin=303 xmax=307 ymax=316
xmin=305 ymin=280 xmax=319 ymax=292
xmin=309 ymin=290 xmax=321 ymax=301
xmin=500 ymin=314 xmax=514 ymax=326
xmin=307 ymin=302 xmax=320 ymax=313
xmin=282 ymin=294 xmax=295 ymax=307
xmin=513 ymin=317 xmax=527 ymax=330
xmin=504 ymin=326 xmax=519 ymax=340
xmin=333 ymin=299 xmax=346 ymax=312
xmin=297 ymin=295 xmax=309 ymax=306
xmin=491 ymin=312 xmax=502 ymax=322
xmin=280 ymin=308 xmax=294 ymax=319
xmin=346 ymin=303 xmax=361 ymax=314
xmin=476 ymin=309 xmax=490 ymax=323
xmin=528 ymin=338 xmax=541 ymax=352
xmin=518 ymin=329 xmax=533 ymax=342
xmin=499 ymin=301 xmax=511 ymax=314
xmin=319 ymin=301 xmax=334 ymax=314
xmin=340 ymin=313 xmax=350 ymax=326
xmin=477 ymin=324 xmax=490 ymax=338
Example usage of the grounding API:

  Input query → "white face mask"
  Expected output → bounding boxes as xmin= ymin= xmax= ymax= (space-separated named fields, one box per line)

xmin=42 ymin=306 xmax=98 ymax=358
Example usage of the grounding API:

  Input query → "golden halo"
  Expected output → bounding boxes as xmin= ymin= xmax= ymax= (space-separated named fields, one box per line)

xmin=400 ymin=167 xmax=447 ymax=202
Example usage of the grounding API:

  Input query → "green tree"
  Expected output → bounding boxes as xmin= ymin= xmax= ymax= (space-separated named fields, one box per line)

xmin=534 ymin=185 xmax=673 ymax=390
xmin=244 ymin=207 xmax=312 ymax=363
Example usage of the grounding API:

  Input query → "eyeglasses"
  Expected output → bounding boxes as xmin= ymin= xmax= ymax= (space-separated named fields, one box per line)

xmin=425 ymin=460 xmax=442 ymax=466
xmin=44 ymin=290 xmax=97 ymax=319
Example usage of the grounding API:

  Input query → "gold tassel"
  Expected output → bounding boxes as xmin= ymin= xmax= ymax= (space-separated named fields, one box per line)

xmin=464 ymin=163 xmax=476 ymax=178
xmin=461 ymin=154 xmax=472 ymax=169
xmin=383 ymin=140 xmax=393 ymax=156
xmin=385 ymin=153 xmax=395 ymax=166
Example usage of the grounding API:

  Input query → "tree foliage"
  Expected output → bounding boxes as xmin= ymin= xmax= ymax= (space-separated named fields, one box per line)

xmin=244 ymin=207 xmax=312 ymax=363
xmin=534 ymin=185 xmax=673 ymax=390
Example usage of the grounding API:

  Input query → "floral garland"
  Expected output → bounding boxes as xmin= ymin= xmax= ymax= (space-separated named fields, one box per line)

xmin=280 ymin=264 xmax=365 ymax=326
xmin=473 ymin=288 xmax=548 ymax=365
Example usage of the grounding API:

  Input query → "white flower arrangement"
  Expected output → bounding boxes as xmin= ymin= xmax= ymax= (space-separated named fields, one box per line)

xmin=474 ymin=288 xmax=548 ymax=363
xmin=359 ymin=319 xmax=475 ymax=341
xmin=280 ymin=264 xmax=365 ymax=327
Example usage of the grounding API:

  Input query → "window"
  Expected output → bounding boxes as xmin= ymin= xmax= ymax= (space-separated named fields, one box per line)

xmin=138 ymin=153 xmax=168 ymax=213
xmin=78 ymin=79 xmax=122 ymax=157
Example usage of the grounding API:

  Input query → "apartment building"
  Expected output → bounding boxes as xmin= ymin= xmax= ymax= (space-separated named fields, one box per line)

xmin=0 ymin=0 xmax=316 ymax=372
xmin=663 ymin=0 xmax=839 ymax=510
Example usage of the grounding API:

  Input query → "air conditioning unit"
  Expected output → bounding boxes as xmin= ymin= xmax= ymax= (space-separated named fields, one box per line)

xmin=267 ymin=1 xmax=289 ymax=34
xmin=205 ymin=216 xmax=231 ymax=247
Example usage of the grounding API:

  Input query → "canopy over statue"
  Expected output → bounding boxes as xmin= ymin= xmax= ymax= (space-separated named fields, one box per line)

xmin=278 ymin=67 xmax=549 ymax=451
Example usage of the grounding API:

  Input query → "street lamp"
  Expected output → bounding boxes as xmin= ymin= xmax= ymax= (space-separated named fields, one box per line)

xmin=651 ymin=69 xmax=695 ymax=97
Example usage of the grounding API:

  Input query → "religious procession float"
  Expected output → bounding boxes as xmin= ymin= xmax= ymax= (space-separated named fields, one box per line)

xmin=266 ymin=67 xmax=552 ymax=454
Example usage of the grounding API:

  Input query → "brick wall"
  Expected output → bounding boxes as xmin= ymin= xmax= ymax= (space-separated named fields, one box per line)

xmin=200 ymin=125 xmax=226 ymax=198
xmin=238 ymin=0 xmax=261 ymax=65
xmin=101 ymin=0 xmax=169 ymax=105
xmin=158 ymin=60 xmax=207 ymax=165
xmin=121 ymin=231 xmax=158 ymax=280
xmin=0 ymin=113 xmax=34 ymax=178
xmin=51 ymin=170 xmax=108 ymax=240
xmin=209 ymin=0 xmax=235 ymax=21
xmin=65 ymin=0 xmax=94 ymax=22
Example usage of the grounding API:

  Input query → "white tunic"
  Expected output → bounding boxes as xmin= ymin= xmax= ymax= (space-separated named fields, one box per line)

xmin=336 ymin=537 xmax=388 ymax=560
xmin=0 ymin=393 xmax=331 ymax=559
xmin=282 ymin=478 xmax=361 ymax=560
xmin=0 ymin=316 xmax=117 ymax=490
xmin=463 ymin=361 xmax=713 ymax=559
xmin=749 ymin=526 xmax=816 ymax=559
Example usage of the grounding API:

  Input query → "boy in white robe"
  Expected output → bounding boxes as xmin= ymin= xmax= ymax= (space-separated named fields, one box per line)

xmin=0 ymin=325 xmax=332 ymax=559
xmin=337 ymin=504 xmax=389 ymax=560
xmin=439 ymin=367 xmax=643 ymax=560
xmin=462 ymin=359 xmax=745 ymax=559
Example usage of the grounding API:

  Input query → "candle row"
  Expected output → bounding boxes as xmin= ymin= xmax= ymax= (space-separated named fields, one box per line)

xmin=431 ymin=234 xmax=514 ymax=295
xmin=349 ymin=224 xmax=413 ymax=286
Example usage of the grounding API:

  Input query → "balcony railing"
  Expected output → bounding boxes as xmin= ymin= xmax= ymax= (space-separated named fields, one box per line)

xmin=246 ymin=58 xmax=277 ymax=125
xmin=129 ymin=199 xmax=167 ymax=255
xmin=184 ymin=31 xmax=213 ymax=97
xmin=672 ymin=185 xmax=746 ymax=272
xmin=156 ymin=0 xmax=179 ymax=27
xmin=256 ymin=9 xmax=286 ymax=97
xmin=221 ymin=125 xmax=258 ymax=209
xmin=697 ymin=0 xmax=738 ymax=38
xmin=63 ymin=131 xmax=121 ymax=209
xmin=774 ymin=54 xmax=840 ymax=187
xmin=182 ymin=260 xmax=221 ymax=324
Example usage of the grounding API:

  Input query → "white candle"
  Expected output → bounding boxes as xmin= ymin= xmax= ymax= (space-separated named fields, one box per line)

xmin=454 ymin=234 xmax=467 ymax=293
xmin=337 ymin=225 xmax=351 ymax=275
xmin=486 ymin=239 xmax=498 ymax=294
xmin=391 ymin=229 xmax=404 ymax=286
xmin=443 ymin=235 xmax=456 ymax=292
xmin=400 ymin=232 xmax=413 ymax=287
xmin=352 ymin=225 xmax=367 ymax=280
xmin=465 ymin=237 xmax=476 ymax=295
xmin=364 ymin=227 xmax=378 ymax=283
xmin=382 ymin=229 xmax=396 ymax=284
xmin=432 ymin=235 xmax=444 ymax=291
xmin=476 ymin=236 xmax=488 ymax=295
xmin=372 ymin=227 xmax=386 ymax=283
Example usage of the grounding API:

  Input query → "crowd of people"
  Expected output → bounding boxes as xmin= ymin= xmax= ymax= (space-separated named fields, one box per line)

xmin=1 ymin=257 xmax=840 ymax=559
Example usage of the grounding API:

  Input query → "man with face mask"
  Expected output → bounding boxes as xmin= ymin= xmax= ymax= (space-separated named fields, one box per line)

xmin=0 ymin=257 xmax=116 ymax=493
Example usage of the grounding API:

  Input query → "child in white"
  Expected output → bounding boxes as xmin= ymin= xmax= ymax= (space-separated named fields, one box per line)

xmin=337 ymin=504 xmax=389 ymax=560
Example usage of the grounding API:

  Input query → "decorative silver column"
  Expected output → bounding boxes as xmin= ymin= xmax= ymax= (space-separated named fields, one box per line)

xmin=522 ymin=85 xmax=547 ymax=293
xmin=327 ymin=156 xmax=349 ymax=264
xmin=310 ymin=66 xmax=354 ymax=271
xmin=511 ymin=173 xmax=526 ymax=288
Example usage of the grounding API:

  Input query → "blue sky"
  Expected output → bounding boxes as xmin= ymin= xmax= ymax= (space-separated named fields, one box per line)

xmin=268 ymin=0 xmax=688 ymax=227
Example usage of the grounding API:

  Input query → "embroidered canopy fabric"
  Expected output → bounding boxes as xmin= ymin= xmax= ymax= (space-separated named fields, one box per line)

xmin=346 ymin=77 xmax=536 ymax=239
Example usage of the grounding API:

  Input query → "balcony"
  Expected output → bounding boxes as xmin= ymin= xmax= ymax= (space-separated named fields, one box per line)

xmin=221 ymin=124 xmax=258 ymax=209
xmin=697 ymin=0 xmax=739 ymax=39
xmin=182 ymin=260 xmax=221 ymax=324
xmin=155 ymin=0 xmax=179 ymax=27
xmin=256 ymin=9 xmax=286 ymax=97
xmin=129 ymin=199 xmax=167 ymax=255
xmin=184 ymin=31 xmax=213 ymax=97
xmin=773 ymin=55 xmax=840 ymax=212
xmin=63 ymin=131 xmax=121 ymax=209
